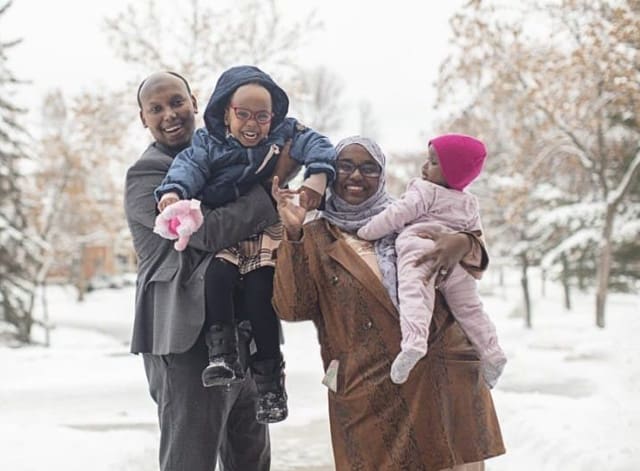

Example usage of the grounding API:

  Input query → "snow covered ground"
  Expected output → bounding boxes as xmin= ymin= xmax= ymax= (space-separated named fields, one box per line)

xmin=1 ymin=270 xmax=638 ymax=470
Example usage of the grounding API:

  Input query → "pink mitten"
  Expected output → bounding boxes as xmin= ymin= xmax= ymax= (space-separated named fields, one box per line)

xmin=153 ymin=199 xmax=204 ymax=251
xmin=173 ymin=200 xmax=204 ymax=251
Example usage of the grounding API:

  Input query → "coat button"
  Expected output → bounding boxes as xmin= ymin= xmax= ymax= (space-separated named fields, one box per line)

xmin=364 ymin=320 xmax=372 ymax=329
xmin=331 ymin=275 xmax=339 ymax=285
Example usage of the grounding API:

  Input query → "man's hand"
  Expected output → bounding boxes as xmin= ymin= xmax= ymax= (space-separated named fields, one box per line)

xmin=158 ymin=192 xmax=180 ymax=212
xmin=414 ymin=231 xmax=473 ymax=286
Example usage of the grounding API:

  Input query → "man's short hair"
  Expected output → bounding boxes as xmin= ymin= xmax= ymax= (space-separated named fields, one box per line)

xmin=136 ymin=71 xmax=192 ymax=109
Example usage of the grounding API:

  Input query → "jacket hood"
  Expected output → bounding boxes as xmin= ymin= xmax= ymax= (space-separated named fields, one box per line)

xmin=203 ymin=65 xmax=289 ymax=139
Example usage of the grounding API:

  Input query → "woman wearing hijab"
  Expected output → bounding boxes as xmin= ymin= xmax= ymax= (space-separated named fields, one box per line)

xmin=271 ymin=136 xmax=505 ymax=471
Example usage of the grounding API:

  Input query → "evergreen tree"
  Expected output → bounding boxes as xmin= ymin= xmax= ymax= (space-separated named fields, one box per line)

xmin=0 ymin=1 xmax=42 ymax=342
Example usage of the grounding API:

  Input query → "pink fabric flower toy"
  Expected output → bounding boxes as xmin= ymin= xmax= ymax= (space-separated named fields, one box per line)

xmin=153 ymin=199 xmax=204 ymax=251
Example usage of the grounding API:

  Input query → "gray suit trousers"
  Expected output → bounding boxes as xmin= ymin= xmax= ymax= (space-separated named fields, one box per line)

xmin=143 ymin=334 xmax=270 ymax=471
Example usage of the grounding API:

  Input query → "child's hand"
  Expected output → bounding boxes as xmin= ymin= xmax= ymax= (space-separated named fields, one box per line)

xmin=356 ymin=226 xmax=373 ymax=240
xmin=299 ymin=185 xmax=322 ymax=210
xmin=158 ymin=192 xmax=180 ymax=212
xmin=272 ymin=176 xmax=308 ymax=241
xmin=270 ymin=140 xmax=299 ymax=186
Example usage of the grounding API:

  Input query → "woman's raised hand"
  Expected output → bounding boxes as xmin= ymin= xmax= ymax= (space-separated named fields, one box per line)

xmin=271 ymin=176 xmax=308 ymax=241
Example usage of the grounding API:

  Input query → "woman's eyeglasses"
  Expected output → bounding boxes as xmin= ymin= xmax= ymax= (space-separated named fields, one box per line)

xmin=229 ymin=106 xmax=274 ymax=124
xmin=335 ymin=160 xmax=382 ymax=178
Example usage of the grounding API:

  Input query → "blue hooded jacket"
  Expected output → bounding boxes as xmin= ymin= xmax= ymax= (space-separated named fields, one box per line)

xmin=154 ymin=65 xmax=336 ymax=207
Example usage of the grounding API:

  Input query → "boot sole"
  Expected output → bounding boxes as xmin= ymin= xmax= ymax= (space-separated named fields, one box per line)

xmin=201 ymin=367 xmax=244 ymax=388
xmin=256 ymin=410 xmax=288 ymax=424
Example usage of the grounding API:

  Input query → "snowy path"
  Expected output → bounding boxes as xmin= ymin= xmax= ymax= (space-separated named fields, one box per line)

xmin=1 ymin=276 xmax=639 ymax=470
xmin=1 ymin=288 xmax=334 ymax=471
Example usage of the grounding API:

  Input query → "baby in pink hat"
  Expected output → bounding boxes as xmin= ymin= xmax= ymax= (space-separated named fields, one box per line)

xmin=358 ymin=134 xmax=506 ymax=387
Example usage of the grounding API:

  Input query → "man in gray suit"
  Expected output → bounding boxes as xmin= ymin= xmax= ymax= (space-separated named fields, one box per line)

xmin=125 ymin=71 xmax=278 ymax=471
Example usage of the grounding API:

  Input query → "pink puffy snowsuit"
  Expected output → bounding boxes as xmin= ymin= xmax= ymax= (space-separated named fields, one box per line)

xmin=358 ymin=178 xmax=505 ymax=385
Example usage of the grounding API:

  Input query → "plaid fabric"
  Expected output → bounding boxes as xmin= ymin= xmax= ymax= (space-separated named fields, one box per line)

xmin=216 ymin=222 xmax=283 ymax=274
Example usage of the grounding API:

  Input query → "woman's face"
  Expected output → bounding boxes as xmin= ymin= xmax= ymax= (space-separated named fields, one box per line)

xmin=333 ymin=144 xmax=382 ymax=205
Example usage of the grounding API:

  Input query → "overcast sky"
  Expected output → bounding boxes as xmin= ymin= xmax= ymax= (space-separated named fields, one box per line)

xmin=4 ymin=0 xmax=465 ymax=153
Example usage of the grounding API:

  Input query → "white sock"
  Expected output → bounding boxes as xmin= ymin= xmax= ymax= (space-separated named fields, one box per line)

xmin=482 ymin=352 xmax=507 ymax=389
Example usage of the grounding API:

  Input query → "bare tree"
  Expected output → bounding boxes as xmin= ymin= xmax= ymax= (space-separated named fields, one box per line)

xmin=436 ymin=0 xmax=640 ymax=327
xmin=104 ymin=0 xmax=323 ymax=100
xmin=33 ymin=89 xmax=134 ymax=301
xmin=287 ymin=65 xmax=345 ymax=135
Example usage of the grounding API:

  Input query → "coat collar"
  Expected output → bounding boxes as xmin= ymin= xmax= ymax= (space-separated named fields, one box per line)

xmin=323 ymin=221 xmax=398 ymax=319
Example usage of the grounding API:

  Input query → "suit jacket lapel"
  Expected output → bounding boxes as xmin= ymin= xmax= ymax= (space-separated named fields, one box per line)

xmin=325 ymin=228 xmax=398 ymax=319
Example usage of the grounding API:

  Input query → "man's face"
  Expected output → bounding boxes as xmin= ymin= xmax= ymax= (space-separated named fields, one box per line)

xmin=139 ymin=75 xmax=197 ymax=150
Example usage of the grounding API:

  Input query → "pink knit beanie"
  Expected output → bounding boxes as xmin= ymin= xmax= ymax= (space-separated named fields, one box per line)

xmin=429 ymin=134 xmax=487 ymax=191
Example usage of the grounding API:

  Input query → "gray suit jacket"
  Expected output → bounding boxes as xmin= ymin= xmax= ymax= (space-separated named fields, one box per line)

xmin=125 ymin=143 xmax=279 ymax=355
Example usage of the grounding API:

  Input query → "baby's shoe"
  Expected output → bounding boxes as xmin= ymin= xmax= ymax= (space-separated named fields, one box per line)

xmin=390 ymin=349 xmax=424 ymax=384
xmin=481 ymin=349 xmax=507 ymax=389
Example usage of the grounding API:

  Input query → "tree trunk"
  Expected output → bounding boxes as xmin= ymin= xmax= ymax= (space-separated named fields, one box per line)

xmin=541 ymin=269 xmax=546 ymax=297
xmin=41 ymin=282 xmax=51 ymax=348
xmin=75 ymin=243 xmax=87 ymax=302
xmin=499 ymin=265 xmax=506 ymax=300
xmin=595 ymin=204 xmax=615 ymax=328
xmin=19 ymin=294 xmax=35 ymax=343
xmin=577 ymin=251 xmax=587 ymax=291
xmin=562 ymin=253 xmax=571 ymax=311
xmin=521 ymin=256 xmax=532 ymax=328
xmin=594 ymin=149 xmax=640 ymax=328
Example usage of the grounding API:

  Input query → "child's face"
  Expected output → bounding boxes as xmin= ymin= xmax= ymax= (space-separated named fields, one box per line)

xmin=422 ymin=145 xmax=448 ymax=186
xmin=224 ymin=84 xmax=273 ymax=147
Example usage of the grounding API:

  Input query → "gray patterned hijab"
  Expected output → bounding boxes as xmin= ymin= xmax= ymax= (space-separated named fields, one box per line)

xmin=321 ymin=136 xmax=398 ymax=308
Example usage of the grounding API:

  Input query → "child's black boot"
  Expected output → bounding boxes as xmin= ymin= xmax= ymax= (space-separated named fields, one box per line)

xmin=202 ymin=323 xmax=244 ymax=387
xmin=251 ymin=355 xmax=288 ymax=424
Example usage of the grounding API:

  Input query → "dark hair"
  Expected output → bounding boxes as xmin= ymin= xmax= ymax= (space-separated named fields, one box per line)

xmin=136 ymin=71 xmax=192 ymax=109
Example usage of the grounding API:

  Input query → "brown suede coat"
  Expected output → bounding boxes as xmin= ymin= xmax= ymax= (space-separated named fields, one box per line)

xmin=273 ymin=219 xmax=505 ymax=471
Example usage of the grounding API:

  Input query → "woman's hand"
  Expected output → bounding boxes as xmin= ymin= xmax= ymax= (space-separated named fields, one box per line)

xmin=414 ymin=230 xmax=473 ymax=285
xmin=271 ymin=176 xmax=308 ymax=241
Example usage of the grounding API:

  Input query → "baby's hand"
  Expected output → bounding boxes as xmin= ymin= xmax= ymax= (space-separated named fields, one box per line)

xmin=158 ymin=192 xmax=180 ymax=212
xmin=356 ymin=225 xmax=375 ymax=240
xmin=299 ymin=185 xmax=322 ymax=210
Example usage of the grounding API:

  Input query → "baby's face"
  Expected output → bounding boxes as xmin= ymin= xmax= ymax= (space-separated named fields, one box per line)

xmin=422 ymin=145 xmax=448 ymax=186
xmin=224 ymin=84 xmax=273 ymax=147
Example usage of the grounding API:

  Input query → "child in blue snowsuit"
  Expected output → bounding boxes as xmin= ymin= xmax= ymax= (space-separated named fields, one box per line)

xmin=154 ymin=65 xmax=336 ymax=424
